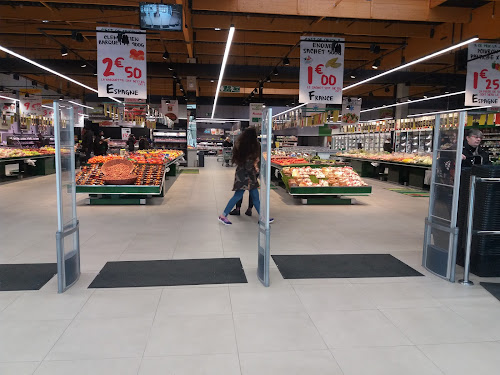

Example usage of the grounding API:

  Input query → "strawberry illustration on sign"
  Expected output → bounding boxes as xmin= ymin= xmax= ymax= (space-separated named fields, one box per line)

xmin=130 ymin=49 xmax=145 ymax=60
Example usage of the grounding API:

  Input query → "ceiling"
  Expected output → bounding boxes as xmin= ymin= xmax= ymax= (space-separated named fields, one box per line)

xmin=0 ymin=0 xmax=498 ymax=109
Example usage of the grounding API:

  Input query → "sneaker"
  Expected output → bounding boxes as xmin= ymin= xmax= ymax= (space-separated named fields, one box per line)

xmin=269 ymin=218 xmax=275 ymax=224
xmin=229 ymin=209 xmax=240 ymax=216
xmin=245 ymin=209 xmax=252 ymax=217
xmin=218 ymin=215 xmax=232 ymax=225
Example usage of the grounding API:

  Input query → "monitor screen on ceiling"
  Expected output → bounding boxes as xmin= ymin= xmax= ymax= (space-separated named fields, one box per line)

xmin=139 ymin=3 xmax=183 ymax=31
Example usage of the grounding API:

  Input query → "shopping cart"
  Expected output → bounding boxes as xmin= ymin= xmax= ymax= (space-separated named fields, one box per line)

xmin=222 ymin=147 xmax=233 ymax=167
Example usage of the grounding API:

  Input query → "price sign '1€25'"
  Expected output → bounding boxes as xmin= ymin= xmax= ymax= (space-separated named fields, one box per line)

xmin=465 ymin=43 xmax=500 ymax=106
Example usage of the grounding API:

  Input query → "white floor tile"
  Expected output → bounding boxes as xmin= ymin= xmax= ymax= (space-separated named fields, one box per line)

xmin=448 ymin=304 xmax=500 ymax=340
xmin=358 ymin=283 xmax=442 ymax=309
xmin=419 ymin=342 xmax=500 ymax=375
xmin=332 ymin=346 xmax=443 ymax=375
xmin=293 ymin=284 xmax=375 ymax=312
xmin=0 ymin=362 xmax=40 ymax=375
xmin=233 ymin=312 xmax=326 ymax=353
xmin=34 ymin=358 xmax=141 ymax=375
xmin=0 ymin=292 xmax=22 ymax=312
xmin=381 ymin=307 xmax=495 ymax=345
xmin=240 ymin=350 xmax=343 ymax=375
xmin=145 ymin=315 xmax=237 ymax=356
xmin=46 ymin=318 xmax=152 ymax=360
xmin=77 ymin=289 xmax=161 ymax=320
xmin=0 ymin=291 xmax=92 ymax=320
xmin=139 ymin=354 xmax=241 ymax=375
xmin=0 ymin=320 xmax=70 ymax=362
xmin=229 ymin=285 xmax=305 ymax=313
xmin=157 ymin=286 xmax=231 ymax=316
xmin=310 ymin=309 xmax=413 ymax=348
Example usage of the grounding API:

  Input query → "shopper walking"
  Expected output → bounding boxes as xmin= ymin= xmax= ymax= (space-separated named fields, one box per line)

xmin=127 ymin=134 xmax=136 ymax=152
xmin=218 ymin=127 xmax=272 ymax=225
xmin=229 ymin=193 xmax=254 ymax=216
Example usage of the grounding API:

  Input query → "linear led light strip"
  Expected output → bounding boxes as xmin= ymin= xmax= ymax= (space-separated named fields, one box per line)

xmin=0 ymin=94 xmax=19 ymax=102
xmin=0 ymin=44 xmax=122 ymax=104
xmin=360 ymin=91 xmax=466 ymax=113
xmin=359 ymin=117 xmax=394 ymax=123
xmin=211 ymin=26 xmax=235 ymax=119
xmin=407 ymin=105 xmax=492 ymax=117
xmin=68 ymin=100 xmax=94 ymax=109
xmin=343 ymin=37 xmax=478 ymax=91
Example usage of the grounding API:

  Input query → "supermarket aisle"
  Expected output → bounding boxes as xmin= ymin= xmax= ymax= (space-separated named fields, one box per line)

xmin=0 ymin=157 xmax=500 ymax=375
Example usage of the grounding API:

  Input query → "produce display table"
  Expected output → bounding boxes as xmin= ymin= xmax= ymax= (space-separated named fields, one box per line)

xmin=0 ymin=155 xmax=56 ymax=178
xmin=76 ymin=156 xmax=182 ymax=205
xmin=278 ymin=165 xmax=372 ymax=205
xmin=341 ymin=156 xmax=431 ymax=189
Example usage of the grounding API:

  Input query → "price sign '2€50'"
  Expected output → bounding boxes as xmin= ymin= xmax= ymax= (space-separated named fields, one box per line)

xmin=97 ymin=27 xmax=147 ymax=100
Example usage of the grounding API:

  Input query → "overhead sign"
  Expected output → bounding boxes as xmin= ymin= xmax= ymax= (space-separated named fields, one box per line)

xmin=161 ymin=99 xmax=179 ymax=123
xmin=341 ymin=97 xmax=361 ymax=126
xmin=465 ymin=42 xmax=500 ymax=106
xmin=249 ymin=103 xmax=264 ymax=127
xmin=299 ymin=36 xmax=344 ymax=104
xmin=220 ymin=85 xmax=240 ymax=93
xmin=96 ymin=27 xmax=147 ymax=99
xmin=20 ymin=95 xmax=43 ymax=116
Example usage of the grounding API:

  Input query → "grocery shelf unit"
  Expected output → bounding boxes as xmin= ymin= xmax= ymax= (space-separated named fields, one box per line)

xmin=107 ymin=139 xmax=126 ymax=153
xmin=196 ymin=135 xmax=223 ymax=155
xmin=480 ymin=128 xmax=500 ymax=164
xmin=75 ymin=155 xmax=183 ymax=205
xmin=394 ymin=128 xmax=433 ymax=153
xmin=152 ymin=130 xmax=187 ymax=150
xmin=6 ymin=134 xmax=55 ymax=147
xmin=332 ymin=132 xmax=391 ymax=152
xmin=275 ymin=135 xmax=298 ymax=148
xmin=0 ymin=153 xmax=56 ymax=179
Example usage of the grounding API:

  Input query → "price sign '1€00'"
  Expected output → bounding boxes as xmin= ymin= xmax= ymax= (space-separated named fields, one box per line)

xmin=97 ymin=27 xmax=147 ymax=100
xmin=465 ymin=43 xmax=500 ymax=106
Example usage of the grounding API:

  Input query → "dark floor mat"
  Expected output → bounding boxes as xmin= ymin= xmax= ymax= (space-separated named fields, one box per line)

xmin=0 ymin=263 xmax=57 ymax=291
xmin=89 ymin=258 xmax=247 ymax=288
xmin=480 ymin=282 xmax=500 ymax=302
xmin=272 ymin=254 xmax=423 ymax=279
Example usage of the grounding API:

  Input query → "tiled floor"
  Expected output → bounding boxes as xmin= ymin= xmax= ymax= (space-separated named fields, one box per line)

xmin=0 ymin=157 xmax=499 ymax=374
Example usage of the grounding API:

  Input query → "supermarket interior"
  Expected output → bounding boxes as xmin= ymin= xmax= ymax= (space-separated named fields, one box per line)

xmin=1 ymin=1 xmax=500 ymax=374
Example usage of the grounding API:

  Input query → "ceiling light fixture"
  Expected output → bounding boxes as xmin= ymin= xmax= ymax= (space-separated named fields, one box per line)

xmin=25 ymin=92 xmax=29 ymax=98
xmin=343 ymin=37 xmax=479 ymax=91
xmin=273 ymin=68 xmax=279 ymax=76
xmin=43 ymin=84 xmax=49 ymax=90
xmin=350 ymin=74 xmax=356 ymax=79
xmin=162 ymin=51 xmax=169 ymax=60
xmin=283 ymin=57 xmax=290 ymax=66
xmin=80 ymin=62 xmax=87 ymax=68
xmin=211 ymin=25 xmax=235 ymax=119
xmin=360 ymin=91 xmax=466 ymax=113
xmin=272 ymin=102 xmax=308 ymax=118
xmin=372 ymin=59 xmax=381 ymax=69
xmin=214 ymin=27 xmax=221 ymax=31
xmin=168 ymin=65 xmax=174 ymax=71
xmin=60 ymin=47 xmax=68 ymax=56
xmin=266 ymin=76 xmax=271 ymax=82
xmin=68 ymin=100 xmax=94 ymax=109
xmin=42 ymin=105 xmax=52 ymax=109
xmin=59 ymin=96 xmax=64 ymax=100
xmin=13 ymin=73 xmax=19 ymax=80
xmin=407 ymin=105 xmax=492 ymax=118
xmin=0 ymin=95 xmax=19 ymax=102
xmin=32 ymin=80 xmax=37 ymax=86
xmin=0 ymin=44 xmax=122 ymax=103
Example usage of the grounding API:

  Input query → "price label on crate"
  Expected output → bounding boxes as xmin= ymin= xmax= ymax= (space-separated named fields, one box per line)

xmin=465 ymin=43 xmax=500 ymax=106
xmin=97 ymin=27 xmax=147 ymax=99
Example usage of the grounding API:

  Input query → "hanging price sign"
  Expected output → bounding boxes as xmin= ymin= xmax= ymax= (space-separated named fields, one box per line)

xmin=299 ymin=36 xmax=344 ymax=104
xmin=20 ymin=95 xmax=43 ymax=116
xmin=465 ymin=43 xmax=500 ymax=106
xmin=97 ymin=27 xmax=147 ymax=99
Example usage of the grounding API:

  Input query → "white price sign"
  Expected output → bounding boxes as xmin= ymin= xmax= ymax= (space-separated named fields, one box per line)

xmin=465 ymin=43 xmax=500 ymax=106
xmin=299 ymin=37 xmax=344 ymax=104
xmin=249 ymin=103 xmax=264 ymax=127
xmin=97 ymin=27 xmax=147 ymax=99
xmin=20 ymin=95 xmax=43 ymax=116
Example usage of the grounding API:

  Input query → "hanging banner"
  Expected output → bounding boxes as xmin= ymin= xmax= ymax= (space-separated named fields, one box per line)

xmin=161 ymin=99 xmax=179 ymax=123
xmin=121 ymin=128 xmax=132 ymax=140
xmin=341 ymin=97 xmax=361 ymax=126
xmin=20 ymin=95 xmax=43 ymax=116
xmin=249 ymin=103 xmax=264 ymax=127
xmin=299 ymin=36 xmax=344 ymax=104
xmin=465 ymin=43 xmax=500 ymax=106
xmin=96 ymin=27 xmax=147 ymax=99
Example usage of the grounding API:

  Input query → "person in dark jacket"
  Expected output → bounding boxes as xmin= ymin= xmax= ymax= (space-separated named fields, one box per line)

xmin=126 ymin=134 xmax=136 ymax=152
xmin=462 ymin=129 xmax=490 ymax=167
xmin=218 ymin=128 xmax=273 ymax=225
xmin=93 ymin=131 xmax=108 ymax=156
xmin=81 ymin=128 xmax=94 ymax=163
xmin=222 ymin=137 xmax=233 ymax=148
xmin=138 ymin=136 xmax=149 ymax=150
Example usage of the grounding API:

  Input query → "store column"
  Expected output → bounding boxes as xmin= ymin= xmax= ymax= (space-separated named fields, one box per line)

xmin=395 ymin=83 xmax=409 ymax=119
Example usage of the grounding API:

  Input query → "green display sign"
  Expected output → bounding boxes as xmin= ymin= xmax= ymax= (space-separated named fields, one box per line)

xmin=220 ymin=85 xmax=240 ymax=93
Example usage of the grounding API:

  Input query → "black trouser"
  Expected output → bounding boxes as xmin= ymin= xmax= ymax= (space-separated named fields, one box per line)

xmin=235 ymin=193 xmax=253 ymax=210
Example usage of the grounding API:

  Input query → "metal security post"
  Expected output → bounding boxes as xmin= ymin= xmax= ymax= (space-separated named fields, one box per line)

xmin=459 ymin=175 xmax=476 ymax=286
